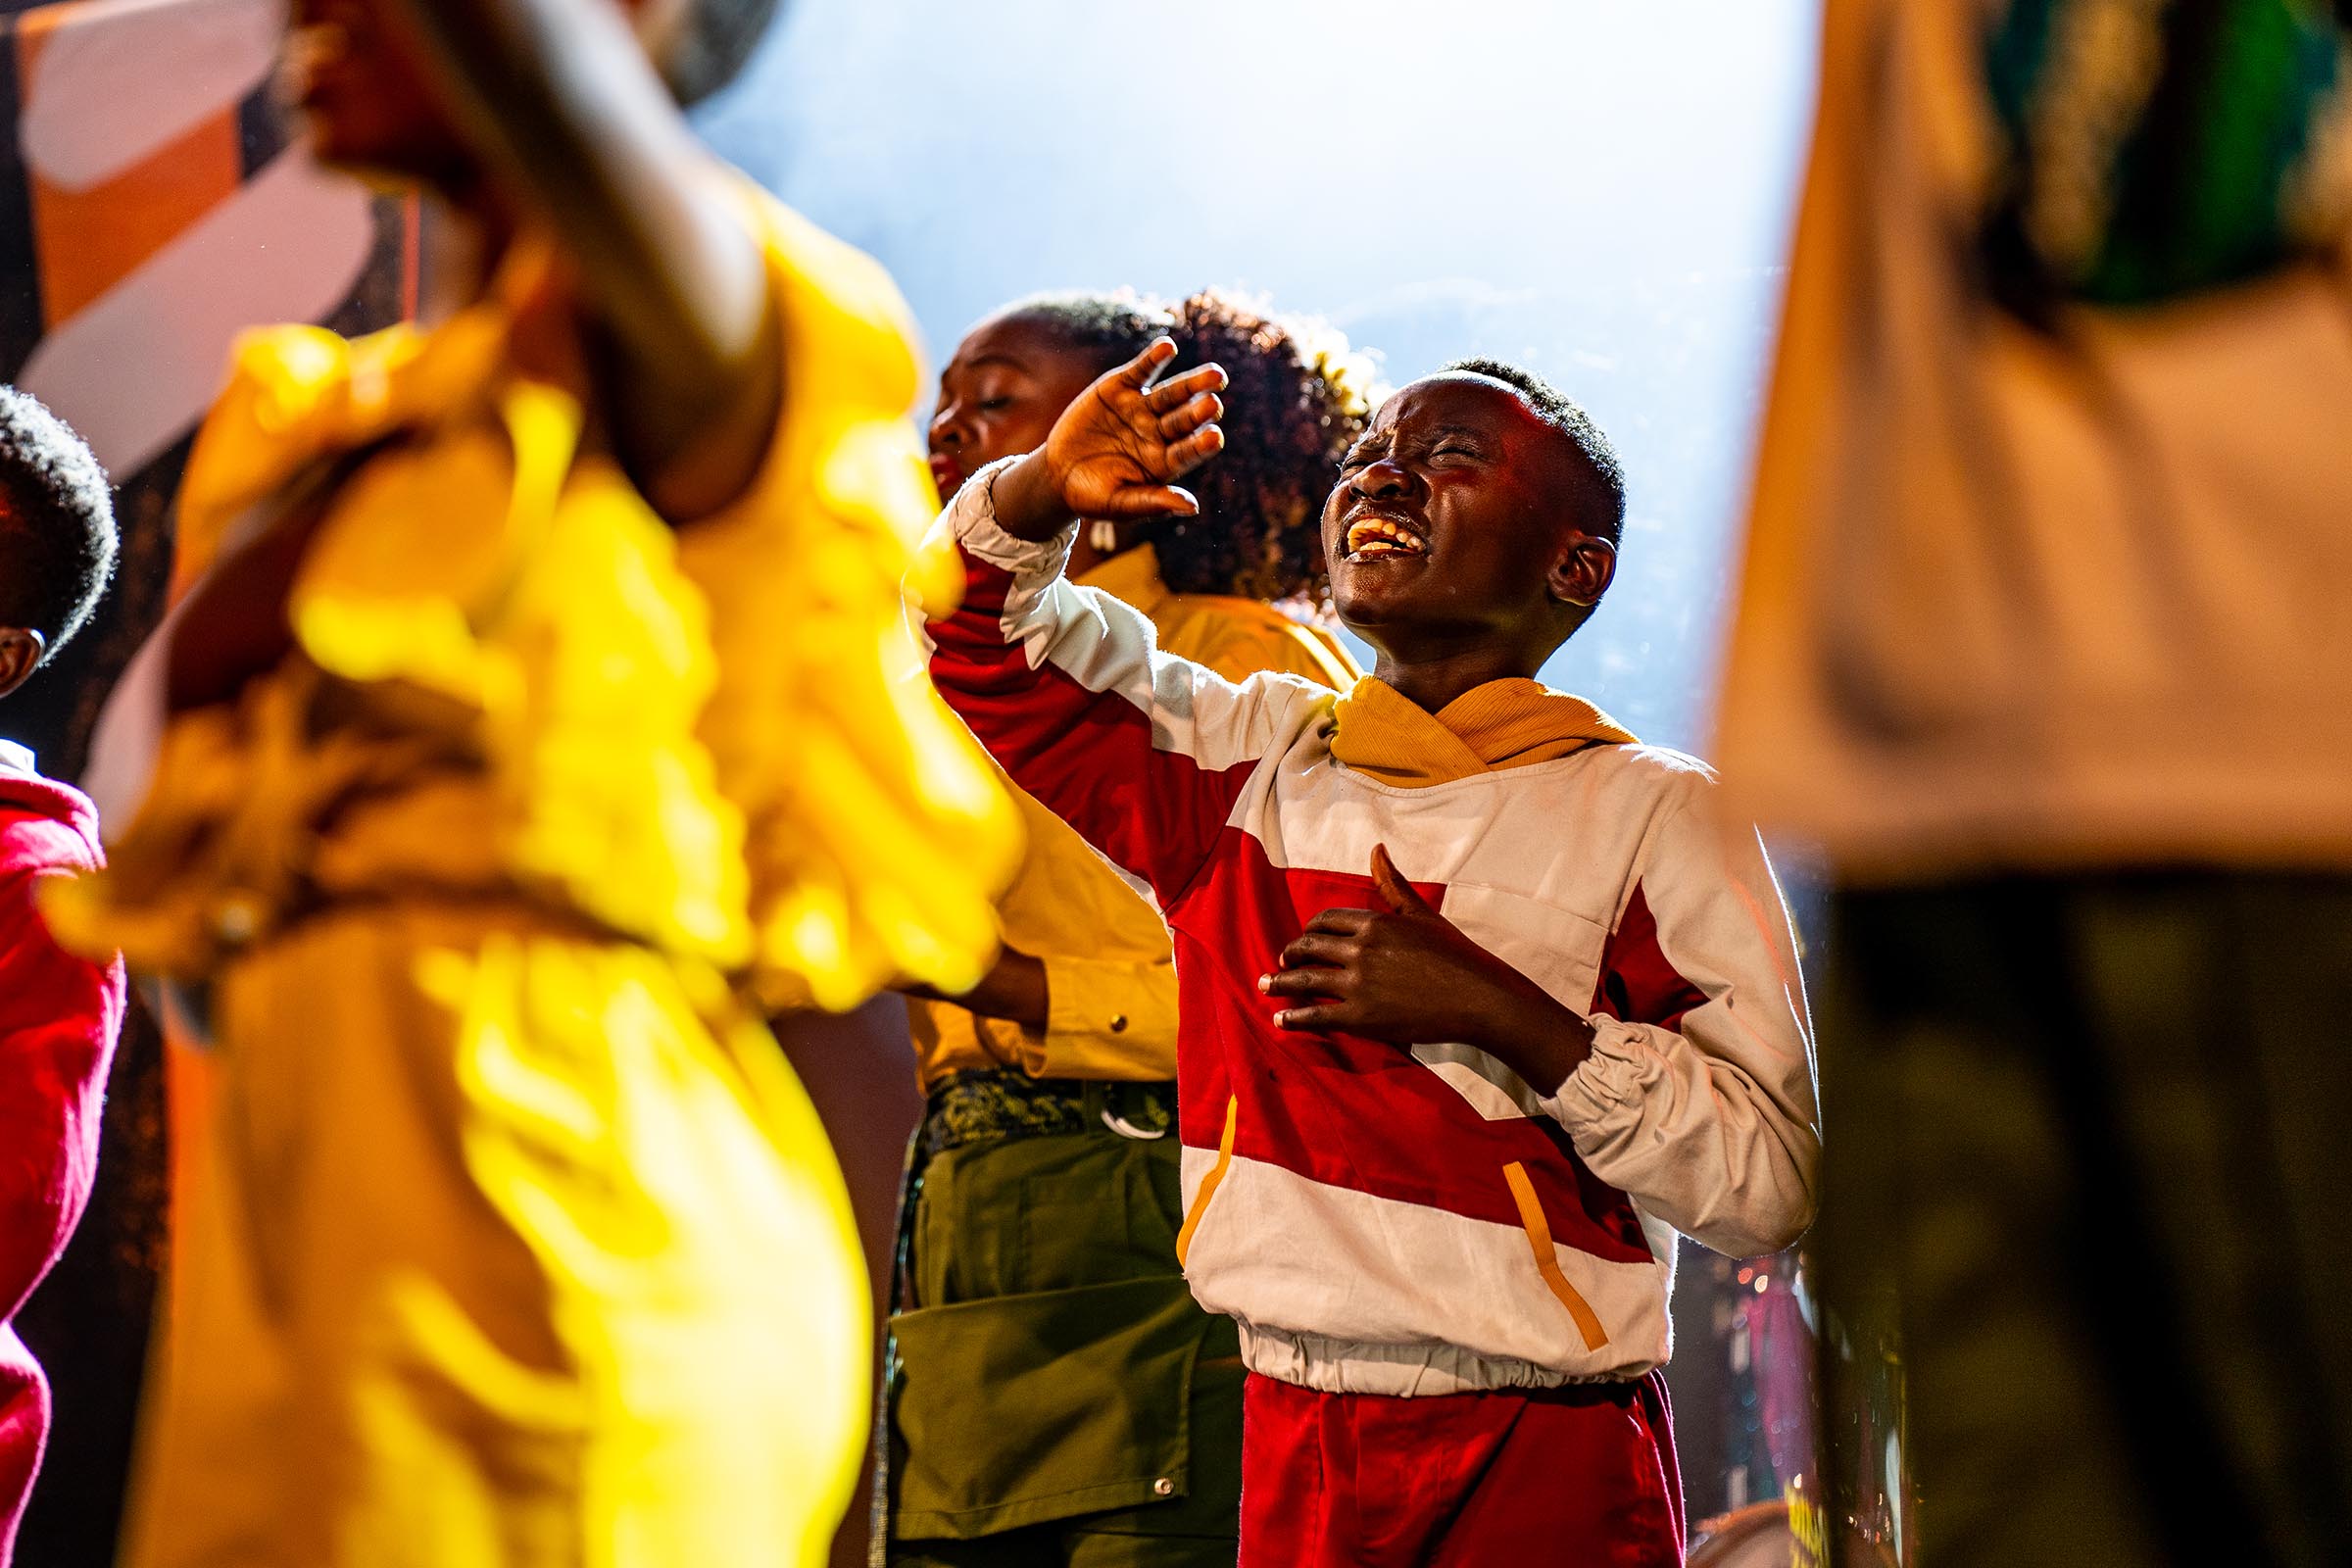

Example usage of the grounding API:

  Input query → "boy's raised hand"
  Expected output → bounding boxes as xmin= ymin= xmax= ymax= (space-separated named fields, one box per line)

xmin=992 ymin=339 xmax=1228 ymax=541
xmin=1259 ymin=845 xmax=1597 ymax=1097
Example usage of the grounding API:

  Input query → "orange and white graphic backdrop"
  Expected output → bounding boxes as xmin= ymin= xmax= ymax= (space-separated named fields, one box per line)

xmin=2 ymin=0 xmax=416 ymax=772
xmin=1 ymin=0 xmax=419 ymax=1275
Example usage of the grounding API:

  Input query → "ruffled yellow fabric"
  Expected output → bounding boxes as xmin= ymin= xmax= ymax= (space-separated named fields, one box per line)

xmin=49 ymin=184 xmax=1018 ymax=1011
xmin=675 ymin=195 xmax=1017 ymax=1010
xmin=113 ymin=904 xmax=873 ymax=1568
xmin=42 ymin=180 xmax=1013 ymax=1568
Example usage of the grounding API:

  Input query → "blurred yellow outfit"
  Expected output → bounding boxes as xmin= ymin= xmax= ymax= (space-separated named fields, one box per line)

xmin=47 ymin=185 xmax=1016 ymax=1568
xmin=908 ymin=542 xmax=1355 ymax=1085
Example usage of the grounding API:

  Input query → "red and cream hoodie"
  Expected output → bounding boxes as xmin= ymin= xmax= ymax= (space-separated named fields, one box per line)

xmin=926 ymin=463 xmax=1820 ymax=1397
xmin=0 ymin=740 xmax=124 ymax=1562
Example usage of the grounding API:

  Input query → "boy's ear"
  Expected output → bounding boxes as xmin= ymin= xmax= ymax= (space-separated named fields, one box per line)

xmin=0 ymin=627 xmax=44 ymax=700
xmin=1546 ymin=532 xmax=1616 ymax=610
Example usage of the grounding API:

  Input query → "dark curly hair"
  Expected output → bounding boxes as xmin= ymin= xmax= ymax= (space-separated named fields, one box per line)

xmin=0 ymin=386 xmax=116 ymax=665
xmin=1155 ymin=289 xmax=1373 ymax=603
xmin=1443 ymin=357 xmax=1625 ymax=546
xmin=1007 ymin=289 xmax=1372 ymax=604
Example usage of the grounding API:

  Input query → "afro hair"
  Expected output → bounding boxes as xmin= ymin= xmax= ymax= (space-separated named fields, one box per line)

xmin=0 ymin=386 xmax=116 ymax=665
xmin=1155 ymin=289 xmax=1374 ymax=603
xmin=999 ymin=287 xmax=1375 ymax=604
xmin=1444 ymin=357 xmax=1626 ymax=545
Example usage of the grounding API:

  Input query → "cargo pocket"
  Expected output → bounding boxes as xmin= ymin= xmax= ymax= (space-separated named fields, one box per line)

xmin=889 ymin=1273 xmax=1217 ymax=1541
xmin=1020 ymin=1145 xmax=1179 ymax=1288
xmin=1502 ymin=1160 xmax=1610 ymax=1351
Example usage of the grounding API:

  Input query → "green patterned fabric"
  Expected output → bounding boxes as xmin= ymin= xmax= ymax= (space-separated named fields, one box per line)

xmin=916 ymin=1071 xmax=1176 ymax=1159
xmin=1984 ymin=0 xmax=2351 ymax=304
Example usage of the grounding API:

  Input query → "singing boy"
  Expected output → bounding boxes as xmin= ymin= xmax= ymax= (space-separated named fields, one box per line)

xmin=926 ymin=345 xmax=1820 ymax=1565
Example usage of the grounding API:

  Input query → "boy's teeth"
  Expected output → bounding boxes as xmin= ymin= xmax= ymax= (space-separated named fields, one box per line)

xmin=1346 ymin=517 xmax=1426 ymax=558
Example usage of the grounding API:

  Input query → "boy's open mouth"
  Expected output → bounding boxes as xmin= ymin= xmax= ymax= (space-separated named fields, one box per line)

xmin=1344 ymin=515 xmax=1430 ymax=562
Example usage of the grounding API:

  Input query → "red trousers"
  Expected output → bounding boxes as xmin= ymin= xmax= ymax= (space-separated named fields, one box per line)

xmin=1239 ymin=1370 xmax=1684 ymax=1567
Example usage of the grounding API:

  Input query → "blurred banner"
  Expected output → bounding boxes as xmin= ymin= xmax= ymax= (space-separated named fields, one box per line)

xmin=0 ymin=4 xmax=416 ymax=1561
xmin=0 ymin=0 xmax=415 ymax=777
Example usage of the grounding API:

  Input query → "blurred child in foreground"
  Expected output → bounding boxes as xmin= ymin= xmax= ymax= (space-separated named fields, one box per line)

xmin=1720 ymin=2 xmax=2352 ymax=1562
xmin=886 ymin=288 xmax=1364 ymax=1565
xmin=0 ymin=389 xmax=124 ymax=1568
xmin=42 ymin=1 xmax=1016 ymax=1562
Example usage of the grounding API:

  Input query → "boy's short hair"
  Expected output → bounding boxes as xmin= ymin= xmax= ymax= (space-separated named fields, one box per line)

xmin=663 ymin=0 xmax=785 ymax=105
xmin=0 ymin=387 xmax=117 ymax=662
xmin=1443 ymin=357 xmax=1627 ymax=545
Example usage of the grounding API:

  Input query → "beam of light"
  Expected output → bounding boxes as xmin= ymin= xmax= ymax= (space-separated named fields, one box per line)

xmin=697 ymin=0 xmax=1820 ymax=748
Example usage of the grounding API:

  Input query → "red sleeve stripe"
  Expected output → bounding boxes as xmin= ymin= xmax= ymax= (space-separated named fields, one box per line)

xmin=1590 ymin=881 xmax=1709 ymax=1034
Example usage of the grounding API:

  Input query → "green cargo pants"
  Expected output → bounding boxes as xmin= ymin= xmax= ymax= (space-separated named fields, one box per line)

xmin=1819 ymin=873 xmax=2352 ymax=1568
xmin=883 ymin=1080 xmax=1242 ymax=1567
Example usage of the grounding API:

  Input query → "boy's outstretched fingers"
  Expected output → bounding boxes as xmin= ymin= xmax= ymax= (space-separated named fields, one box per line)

xmin=1144 ymin=363 xmax=1228 ymax=413
xmin=1115 ymin=337 xmax=1181 ymax=386
xmin=1094 ymin=482 xmax=1203 ymax=518
xmin=1147 ymin=367 xmax=1227 ymax=452
xmin=1157 ymin=392 xmax=1222 ymax=440
xmin=1043 ymin=339 xmax=1225 ymax=520
xmin=1370 ymin=844 xmax=1435 ymax=915
xmin=1165 ymin=423 xmax=1225 ymax=470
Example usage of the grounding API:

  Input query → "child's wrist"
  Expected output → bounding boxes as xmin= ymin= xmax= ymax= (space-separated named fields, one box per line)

xmin=990 ymin=451 xmax=1070 ymax=543
xmin=1471 ymin=985 xmax=1594 ymax=1097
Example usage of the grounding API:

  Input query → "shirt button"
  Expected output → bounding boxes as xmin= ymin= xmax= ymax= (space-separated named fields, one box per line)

xmin=1152 ymin=1477 xmax=1175 ymax=1497
xmin=1109 ymin=1013 xmax=1129 ymax=1033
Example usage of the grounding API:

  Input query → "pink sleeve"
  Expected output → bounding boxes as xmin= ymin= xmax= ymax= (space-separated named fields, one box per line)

xmin=0 ymin=865 xmax=125 ymax=1324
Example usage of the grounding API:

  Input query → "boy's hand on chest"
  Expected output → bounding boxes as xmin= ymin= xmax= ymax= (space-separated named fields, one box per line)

xmin=1258 ymin=845 xmax=1597 ymax=1097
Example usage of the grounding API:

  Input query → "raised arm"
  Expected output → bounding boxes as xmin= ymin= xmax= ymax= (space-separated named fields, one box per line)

xmin=384 ymin=0 xmax=776 ymax=520
xmin=985 ymin=337 xmax=1228 ymax=541
xmin=929 ymin=342 xmax=1321 ymax=906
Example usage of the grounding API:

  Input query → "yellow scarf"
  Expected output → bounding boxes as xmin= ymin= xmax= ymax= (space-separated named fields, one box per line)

xmin=1330 ymin=675 xmax=1637 ymax=788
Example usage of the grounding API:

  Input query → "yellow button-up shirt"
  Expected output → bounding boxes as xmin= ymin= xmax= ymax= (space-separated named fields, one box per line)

xmin=909 ymin=544 xmax=1357 ymax=1086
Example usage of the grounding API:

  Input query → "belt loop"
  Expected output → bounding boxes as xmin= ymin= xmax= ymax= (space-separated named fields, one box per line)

xmin=1098 ymin=1081 xmax=1174 ymax=1141
xmin=1082 ymin=1080 xmax=1110 ymax=1137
